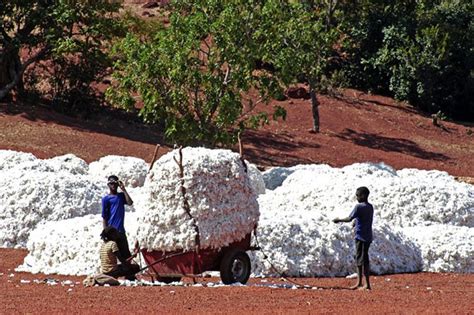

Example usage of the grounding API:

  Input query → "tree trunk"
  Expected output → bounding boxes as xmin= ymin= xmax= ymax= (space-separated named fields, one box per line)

xmin=309 ymin=83 xmax=320 ymax=133
xmin=0 ymin=49 xmax=23 ymax=100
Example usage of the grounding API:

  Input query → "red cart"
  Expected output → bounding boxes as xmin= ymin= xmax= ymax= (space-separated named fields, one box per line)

xmin=140 ymin=231 xmax=258 ymax=284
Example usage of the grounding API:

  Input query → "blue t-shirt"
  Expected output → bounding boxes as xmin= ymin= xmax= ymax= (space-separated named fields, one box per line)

xmin=349 ymin=202 xmax=374 ymax=243
xmin=102 ymin=192 xmax=126 ymax=233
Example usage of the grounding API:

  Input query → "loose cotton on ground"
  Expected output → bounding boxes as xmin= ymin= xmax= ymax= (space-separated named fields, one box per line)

xmin=136 ymin=147 xmax=259 ymax=251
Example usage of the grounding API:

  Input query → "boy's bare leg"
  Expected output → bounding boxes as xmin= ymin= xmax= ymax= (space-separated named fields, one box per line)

xmin=361 ymin=262 xmax=371 ymax=290
xmin=350 ymin=266 xmax=363 ymax=289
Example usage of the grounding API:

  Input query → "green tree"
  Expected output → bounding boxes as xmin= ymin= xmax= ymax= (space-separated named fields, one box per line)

xmin=109 ymin=0 xmax=286 ymax=146
xmin=260 ymin=1 xmax=340 ymax=132
xmin=340 ymin=0 xmax=474 ymax=120
xmin=0 ymin=0 xmax=122 ymax=105
xmin=372 ymin=1 xmax=473 ymax=118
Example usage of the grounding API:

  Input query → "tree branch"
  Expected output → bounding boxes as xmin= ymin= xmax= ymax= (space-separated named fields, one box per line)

xmin=206 ymin=64 xmax=231 ymax=123
xmin=0 ymin=46 xmax=49 ymax=100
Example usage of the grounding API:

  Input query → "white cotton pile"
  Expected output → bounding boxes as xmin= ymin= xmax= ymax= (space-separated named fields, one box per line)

xmin=0 ymin=154 xmax=102 ymax=248
xmin=402 ymin=225 xmax=474 ymax=273
xmin=246 ymin=163 xmax=266 ymax=195
xmin=136 ymin=147 xmax=259 ymax=251
xmin=16 ymin=213 xmax=139 ymax=276
xmin=89 ymin=155 xmax=148 ymax=188
xmin=0 ymin=150 xmax=37 ymax=171
xmin=251 ymin=196 xmax=422 ymax=277
xmin=262 ymin=163 xmax=474 ymax=228
xmin=252 ymin=162 xmax=474 ymax=275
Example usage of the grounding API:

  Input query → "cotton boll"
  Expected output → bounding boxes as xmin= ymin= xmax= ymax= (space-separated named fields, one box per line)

xmin=89 ymin=156 xmax=148 ymax=188
xmin=136 ymin=147 xmax=259 ymax=252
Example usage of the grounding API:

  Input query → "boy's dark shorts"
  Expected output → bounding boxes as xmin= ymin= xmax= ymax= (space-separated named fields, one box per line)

xmin=117 ymin=232 xmax=132 ymax=259
xmin=355 ymin=239 xmax=371 ymax=266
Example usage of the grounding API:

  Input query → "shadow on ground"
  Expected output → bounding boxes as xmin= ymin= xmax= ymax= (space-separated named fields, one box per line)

xmin=243 ymin=130 xmax=320 ymax=167
xmin=0 ymin=101 xmax=164 ymax=146
xmin=335 ymin=128 xmax=449 ymax=161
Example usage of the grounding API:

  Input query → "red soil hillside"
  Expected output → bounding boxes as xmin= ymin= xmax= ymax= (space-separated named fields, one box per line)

xmin=1 ymin=88 xmax=473 ymax=177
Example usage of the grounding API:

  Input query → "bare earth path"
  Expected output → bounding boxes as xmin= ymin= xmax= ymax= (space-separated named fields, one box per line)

xmin=1 ymin=249 xmax=473 ymax=314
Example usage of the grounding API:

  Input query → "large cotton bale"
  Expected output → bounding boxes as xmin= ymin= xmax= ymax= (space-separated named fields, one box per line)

xmin=136 ymin=147 xmax=259 ymax=252
xmin=251 ymin=162 xmax=473 ymax=276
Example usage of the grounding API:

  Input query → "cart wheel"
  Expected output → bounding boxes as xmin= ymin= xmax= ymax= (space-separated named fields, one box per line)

xmin=156 ymin=277 xmax=182 ymax=284
xmin=220 ymin=249 xmax=251 ymax=285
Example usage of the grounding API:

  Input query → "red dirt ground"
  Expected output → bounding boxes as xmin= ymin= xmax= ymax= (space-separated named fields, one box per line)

xmin=1 ymin=248 xmax=473 ymax=314
xmin=1 ymin=88 xmax=473 ymax=177
xmin=1 ymin=86 xmax=473 ymax=313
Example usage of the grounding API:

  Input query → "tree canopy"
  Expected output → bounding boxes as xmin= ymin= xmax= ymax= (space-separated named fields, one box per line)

xmin=0 ymin=0 xmax=122 ymax=108
xmin=2 ymin=0 xmax=473 ymax=143
xmin=108 ymin=0 xmax=286 ymax=146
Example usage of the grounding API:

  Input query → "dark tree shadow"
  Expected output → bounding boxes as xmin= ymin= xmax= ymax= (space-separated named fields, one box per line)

xmin=0 ymin=101 xmax=165 ymax=146
xmin=335 ymin=128 xmax=449 ymax=161
xmin=243 ymin=130 xmax=321 ymax=166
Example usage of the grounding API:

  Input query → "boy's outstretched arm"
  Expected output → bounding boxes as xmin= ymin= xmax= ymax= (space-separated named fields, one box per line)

xmin=333 ymin=217 xmax=352 ymax=223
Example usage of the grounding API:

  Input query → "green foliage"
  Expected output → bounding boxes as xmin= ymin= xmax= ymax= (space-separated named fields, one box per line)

xmin=0 ymin=0 xmax=122 ymax=110
xmin=261 ymin=2 xmax=340 ymax=87
xmin=257 ymin=1 xmax=340 ymax=132
xmin=340 ymin=0 xmax=474 ymax=119
xmin=108 ymin=0 xmax=286 ymax=146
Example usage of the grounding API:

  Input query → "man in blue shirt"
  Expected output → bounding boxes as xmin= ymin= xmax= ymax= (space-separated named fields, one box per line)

xmin=333 ymin=186 xmax=374 ymax=290
xmin=102 ymin=175 xmax=134 ymax=259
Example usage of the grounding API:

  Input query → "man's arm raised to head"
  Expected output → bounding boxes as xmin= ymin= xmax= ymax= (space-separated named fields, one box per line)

xmin=118 ymin=181 xmax=133 ymax=206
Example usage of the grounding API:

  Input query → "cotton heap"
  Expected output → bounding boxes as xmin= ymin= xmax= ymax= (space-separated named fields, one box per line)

xmin=136 ymin=147 xmax=259 ymax=252
xmin=0 ymin=152 xmax=101 ymax=248
xmin=17 ymin=213 xmax=139 ymax=276
xmin=402 ymin=225 xmax=474 ymax=273
xmin=253 ymin=163 xmax=474 ymax=275
xmin=89 ymin=155 xmax=148 ymax=188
